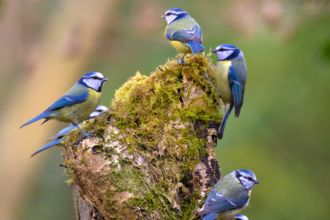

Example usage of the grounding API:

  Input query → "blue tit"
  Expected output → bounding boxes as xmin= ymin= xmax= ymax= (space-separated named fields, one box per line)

xmin=31 ymin=105 xmax=109 ymax=157
xmin=199 ymin=169 xmax=260 ymax=220
xmin=211 ymin=44 xmax=247 ymax=139
xmin=20 ymin=72 xmax=108 ymax=138
xmin=162 ymin=8 xmax=204 ymax=64
xmin=235 ymin=214 xmax=249 ymax=220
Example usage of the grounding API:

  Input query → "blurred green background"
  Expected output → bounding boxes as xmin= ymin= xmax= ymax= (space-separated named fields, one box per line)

xmin=0 ymin=0 xmax=329 ymax=219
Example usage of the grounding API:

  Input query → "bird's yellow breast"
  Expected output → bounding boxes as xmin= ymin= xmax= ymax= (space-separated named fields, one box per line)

xmin=214 ymin=60 xmax=233 ymax=104
xmin=168 ymin=40 xmax=192 ymax=54
xmin=57 ymin=89 xmax=101 ymax=123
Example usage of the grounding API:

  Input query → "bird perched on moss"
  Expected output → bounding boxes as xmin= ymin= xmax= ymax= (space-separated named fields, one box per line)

xmin=211 ymin=44 xmax=247 ymax=139
xmin=235 ymin=214 xmax=249 ymax=220
xmin=31 ymin=105 xmax=109 ymax=157
xmin=162 ymin=8 xmax=204 ymax=64
xmin=20 ymin=72 xmax=108 ymax=138
xmin=199 ymin=169 xmax=259 ymax=220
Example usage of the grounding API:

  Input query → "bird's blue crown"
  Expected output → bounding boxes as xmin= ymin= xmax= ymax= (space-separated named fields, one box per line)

xmin=82 ymin=72 xmax=102 ymax=78
xmin=236 ymin=169 xmax=257 ymax=179
xmin=167 ymin=8 xmax=187 ymax=14
xmin=220 ymin=44 xmax=238 ymax=50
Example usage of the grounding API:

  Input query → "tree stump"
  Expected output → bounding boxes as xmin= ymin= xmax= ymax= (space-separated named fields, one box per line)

xmin=63 ymin=54 xmax=223 ymax=220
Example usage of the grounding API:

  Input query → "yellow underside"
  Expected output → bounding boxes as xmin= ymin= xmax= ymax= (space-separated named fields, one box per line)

xmin=55 ymin=89 xmax=101 ymax=123
xmin=168 ymin=40 xmax=192 ymax=54
xmin=214 ymin=60 xmax=233 ymax=104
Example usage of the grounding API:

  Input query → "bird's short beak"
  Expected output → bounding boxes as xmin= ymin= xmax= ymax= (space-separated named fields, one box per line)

xmin=211 ymin=49 xmax=216 ymax=53
xmin=161 ymin=15 xmax=165 ymax=18
xmin=103 ymin=78 xmax=108 ymax=81
xmin=255 ymin=180 xmax=260 ymax=184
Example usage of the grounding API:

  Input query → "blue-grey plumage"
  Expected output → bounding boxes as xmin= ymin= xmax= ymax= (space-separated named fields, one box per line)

xmin=199 ymin=169 xmax=259 ymax=220
xmin=20 ymin=72 xmax=108 ymax=138
xmin=32 ymin=105 xmax=109 ymax=157
xmin=162 ymin=8 xmax=204 ymax=64
xmin=235 ymin=214 xmax=249 ymax=220
xmin=211 ymin=44 xmax=247 ymax=139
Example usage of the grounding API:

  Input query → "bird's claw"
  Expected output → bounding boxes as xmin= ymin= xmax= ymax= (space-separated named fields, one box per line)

xmin=177 ymin=60 xmax=189 ymax=65
xmin=84 ymin=132 xmax=96 ymax=139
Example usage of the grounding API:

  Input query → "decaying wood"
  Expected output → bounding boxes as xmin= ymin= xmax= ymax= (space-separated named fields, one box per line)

xmin=65 ymin=55 xmax=222 ymax=220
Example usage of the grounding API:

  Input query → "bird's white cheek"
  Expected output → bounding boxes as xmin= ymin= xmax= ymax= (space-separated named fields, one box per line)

xmin=166 ymin=14 xmax=177 ymax=24
xmin=217 ymin=50 xmax=234 ymax=60
xmin=83 ymin=78 xmax=102 ymax=91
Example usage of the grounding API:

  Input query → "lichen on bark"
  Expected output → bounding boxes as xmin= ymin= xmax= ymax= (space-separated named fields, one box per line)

xmin=62 ymin=54 xmax=223 ymax=220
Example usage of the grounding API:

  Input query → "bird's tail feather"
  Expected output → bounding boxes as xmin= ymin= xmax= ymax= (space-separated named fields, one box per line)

xmin=187 ymin=41 xmax=205 ymax=54
xmin=20 ymin=111 xmax=53 ymax=128
xmin=31 ymin=138 xmax=63 ymax=157
xmin=218 ymin=104 xmax=233 ymax=139
xmin=203 ymin=213 xmax=218 ymax=220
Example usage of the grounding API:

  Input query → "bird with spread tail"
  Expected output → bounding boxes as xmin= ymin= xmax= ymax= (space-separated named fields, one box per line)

xmin=162 ymin=8 xmax=204 ymax=64
xmin=20 ymin=72 xmax=108 ymax=138
xmin=211 ymin=44 xmax=247 ymax=139
xmin=199 ymin=169 xmax=259 ymax=220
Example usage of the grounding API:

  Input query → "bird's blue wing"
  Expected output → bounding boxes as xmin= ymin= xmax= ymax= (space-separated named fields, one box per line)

xmin=167 ymin=25 xmax=203 ymax=43
xmin=46 ymin=92 xmax=89 ymax=111
xmin=199 ymin=189 xmax=248 ymax=216
xmin=228 ymin=63 xmax=246 ymax=118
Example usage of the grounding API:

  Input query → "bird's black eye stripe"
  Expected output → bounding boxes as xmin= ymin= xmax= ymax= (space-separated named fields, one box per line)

xmin=219 ymin=48 xmax=226 ymax=51
xmin=92 ymin=76 xmax=98 ymax=79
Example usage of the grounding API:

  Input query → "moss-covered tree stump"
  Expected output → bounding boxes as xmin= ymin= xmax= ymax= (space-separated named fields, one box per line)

xmin=63 ymin=54 xmax=223 ymax=220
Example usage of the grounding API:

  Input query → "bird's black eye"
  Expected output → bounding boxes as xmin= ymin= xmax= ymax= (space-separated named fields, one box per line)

xmin=248 ymin=177 xmax=253 ymax=181
xmin=92 ymin=76 xmax=98 ymax=79
xmin=219 ymin=48 xmax=226 ymax=51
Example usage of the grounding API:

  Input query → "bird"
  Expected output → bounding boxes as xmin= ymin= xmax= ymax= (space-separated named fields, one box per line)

xmin=162 ymin=8 xmax=204 ymax=64
xmin=235 ymin=214 xmax=249 ymax=220
xmin=31 ymin=105 xmax=109 ymax=157
xmin=211 ymin=44 xmax=247 ymax=139
xmin=199 ymin=169 xmax=260 ymax=220
xmin=20 ymin=72 xmax=108 ymax=138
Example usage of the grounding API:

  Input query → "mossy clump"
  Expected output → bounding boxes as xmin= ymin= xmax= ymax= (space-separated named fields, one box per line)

xmin=63 ymin=54 xmax=222 ymax=220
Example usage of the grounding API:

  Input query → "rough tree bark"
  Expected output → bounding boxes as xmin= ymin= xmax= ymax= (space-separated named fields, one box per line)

xmin=63 ymin=54 xmax=223 ymax=220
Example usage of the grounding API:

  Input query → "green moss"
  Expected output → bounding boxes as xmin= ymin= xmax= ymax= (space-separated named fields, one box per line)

xmin=64 ymin=54 xmax=222 ymax=219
